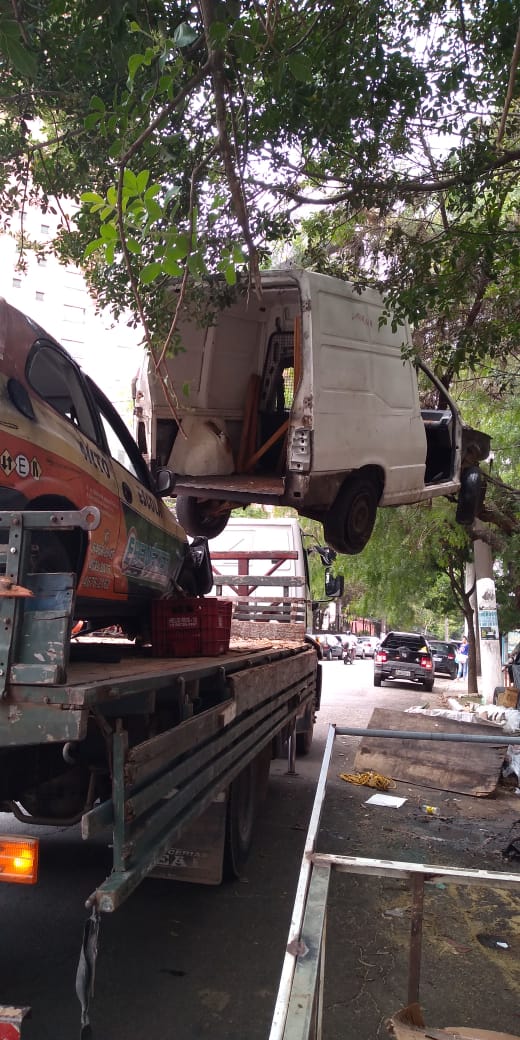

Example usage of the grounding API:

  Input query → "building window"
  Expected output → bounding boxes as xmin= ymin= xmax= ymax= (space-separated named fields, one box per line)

xmin=35 ymin=291 xmax=45 ymax=302
xmin=63 ymin=304 xmax=86 ymax=324
xmin=12 ymin=277 xmax=21 ymax=289
xmin=40 ymin=224 xmax=50 ymax=237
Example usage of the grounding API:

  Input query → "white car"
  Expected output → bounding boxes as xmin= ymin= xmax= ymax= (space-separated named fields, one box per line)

xmin=355 ymin=636 xmax=380 ymax=658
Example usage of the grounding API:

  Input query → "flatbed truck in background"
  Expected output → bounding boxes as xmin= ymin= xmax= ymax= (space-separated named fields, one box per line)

xmin=0 ymin=508 xmax=321 ymax=1037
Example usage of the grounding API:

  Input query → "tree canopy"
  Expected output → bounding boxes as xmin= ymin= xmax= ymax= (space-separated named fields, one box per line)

xmin=1 ymin=0 xmax=519 ymax=632
xmin=1 ymin=1 xmax=519 ymax=355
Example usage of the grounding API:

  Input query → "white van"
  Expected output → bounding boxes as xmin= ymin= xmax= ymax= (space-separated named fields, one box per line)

xmin=133 ymin=269 xmax=490 ymax=554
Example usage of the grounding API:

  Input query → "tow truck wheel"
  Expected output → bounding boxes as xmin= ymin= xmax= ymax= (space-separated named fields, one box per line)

xmin=296 ymin=706 xmax=314 ymax=755
xmin=175 ymin=495 xmax=231 ymax=539
xmin=324 ymin=472 xmax=380 ymax=555
xmin=223 ymin=760 xmax=257 ymax=878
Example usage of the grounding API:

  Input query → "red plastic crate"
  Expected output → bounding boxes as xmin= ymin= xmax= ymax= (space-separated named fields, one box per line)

xmin=151 ymin=598 xmax=232 ymax=657
xmin=151 ymin=598 xmax=201 ymax=657
xmin=200 ymin=598 xmax=232 ymax=655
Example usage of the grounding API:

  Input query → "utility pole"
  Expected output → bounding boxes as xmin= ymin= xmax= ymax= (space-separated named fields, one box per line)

xmin=473 ymin=524 xmax=502 ymax=703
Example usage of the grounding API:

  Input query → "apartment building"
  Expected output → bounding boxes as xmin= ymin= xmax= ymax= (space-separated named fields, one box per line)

xmin=1 ymin=206 xmax=143 ymax=427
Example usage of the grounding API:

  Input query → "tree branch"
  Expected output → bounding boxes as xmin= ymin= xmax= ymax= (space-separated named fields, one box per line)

xmin=198 ymin=0 xmax=262 ymax=299
xmin=249 ymin=148 xmax=520 ymax=208
xmin=497 ymin=19 xmax=520 ymax=145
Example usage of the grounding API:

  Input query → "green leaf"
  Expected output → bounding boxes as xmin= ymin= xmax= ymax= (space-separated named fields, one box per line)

xmin=108 ymin=139 xmax=122 ymax=159
xmin=224 ymin=262 xmax=237 ymax=285
xmin=139 ymin=261 xmax=163 ymax=284
xmin=84 ymin=112 xmax=103 ymax=131
xmin=100 ymin=221 xmax=117 ymax=241
xmin=0 ymin=32 xmax=38 ymax=79
xmin=128 ymin=53 xmax=146 ymax=83
xmin=84 ymin=238 xmax=104 ymax=258
xmin=166 ymin=233 xmax=190 ymax=259
xmin=287 ymin=53 xmax=313 ymax=82
xmin=123 ymin=169 xmax=139 ymax=193
xmin=162 ymin=257 xmax=183 ymax=276
xmin=187 ymin=251 xmax=207 ymax=275
xmin=89 ymin=96 xmax=106 ymax=113
xmin=0 ymin=19 xmax=22 ymax=39
xmin=126 ymin=238 xmax=142 ymax=255
xmin=144 ymin=199 xmax=163 ymax=223
xmin=80 ymin=191 xmax=105 ymax=205
xmin=182 ymin=382 xmax=191 ymax=398
xmin=105 ymin=241 xmax=116 ymax=264
xmin=136 ymin=170 xmax=150 ymax=193
xmin=234 ymin=35 xmax=256 ymax=64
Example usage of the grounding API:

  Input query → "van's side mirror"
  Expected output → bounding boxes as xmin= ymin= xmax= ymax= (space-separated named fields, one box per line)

xmin=325 ymin=572 xmax=344 ymax=598
xmin=155 ymin=468 xmax=176 ymax=497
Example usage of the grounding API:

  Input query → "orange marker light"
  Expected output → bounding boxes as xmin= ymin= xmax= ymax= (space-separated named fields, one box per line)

xmin=0 ymin=837 xmax=39 ymax=884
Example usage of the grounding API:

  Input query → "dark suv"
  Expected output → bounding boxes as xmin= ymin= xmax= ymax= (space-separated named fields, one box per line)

xmin=374 ymin=631 xmax=435 ymax=691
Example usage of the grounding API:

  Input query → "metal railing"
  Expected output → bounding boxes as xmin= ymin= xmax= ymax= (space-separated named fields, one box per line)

xmin=270 ymin=722 xmax=520 ymax=1040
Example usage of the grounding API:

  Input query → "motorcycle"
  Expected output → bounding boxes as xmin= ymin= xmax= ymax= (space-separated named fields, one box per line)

xmin=342 ymin=643 xmax=355 ymax=665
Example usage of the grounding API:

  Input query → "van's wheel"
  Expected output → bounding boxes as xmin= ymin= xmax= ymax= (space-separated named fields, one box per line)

xmin=223 ymin=760 xmax=258 ymax=879
xmin=456 ymin=466 xmax=484 ymax=526
xmin=175 ymin=495 xmax=231 ymax=539
xmin=324 ymin=473 xmax=380 ymax=555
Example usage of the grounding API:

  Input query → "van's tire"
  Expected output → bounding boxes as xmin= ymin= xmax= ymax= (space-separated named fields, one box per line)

xmin=456 ymin=466 xmax=484 ymax=526
xmin=374 ymin=676 xmax=382 ymax=687
xmin=324 ymin=473 xmax=380 ymax=555
xmin=175 ymin=495 xmax=231 ymax=539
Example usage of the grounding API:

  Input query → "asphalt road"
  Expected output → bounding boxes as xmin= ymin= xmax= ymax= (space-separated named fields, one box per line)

xmin=1 ymin=660 xmax=519 ymax=1040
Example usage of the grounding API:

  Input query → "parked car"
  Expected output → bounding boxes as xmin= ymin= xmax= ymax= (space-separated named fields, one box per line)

xmin=355 ymin=635 xmax=380 ymax=658
xmin=0 ymin=296 xmax=211 ymax=638
xmin=324 ymin=635 xmax=344 ymax=660
xmin=374 ymin=631 xmax=434 ymax=690
xmin=428 ymin=639 xmax=458 ymax=680
xmin=310 ymin=634 xmax=343 ymax=660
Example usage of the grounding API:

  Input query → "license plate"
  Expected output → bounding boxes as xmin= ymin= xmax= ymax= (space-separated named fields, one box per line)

xmin=395 ymin=668 xmax=411 ymax=677
xmin=433 ymin=655 xmax=442 ymax=661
